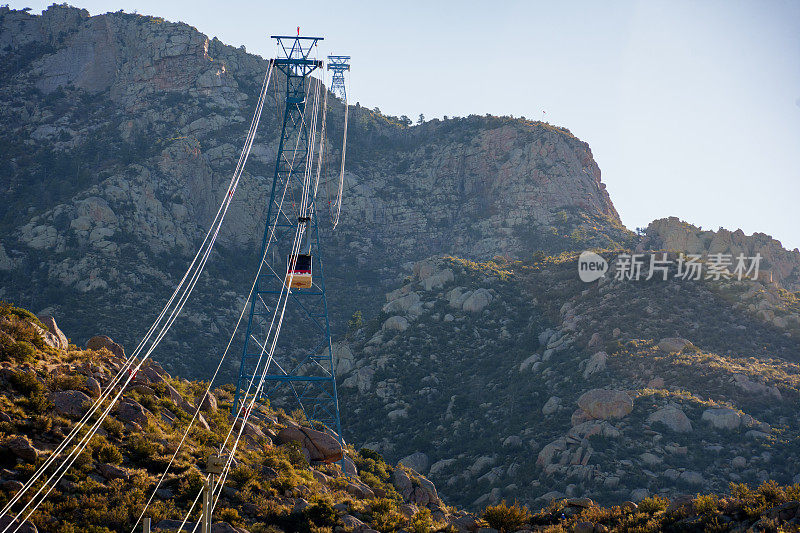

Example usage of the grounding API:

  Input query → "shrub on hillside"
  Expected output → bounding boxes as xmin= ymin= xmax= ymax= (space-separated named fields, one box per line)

xmin=482 ymin=500 xmax=531 ymax=532
xmin=410 ymin=507 xmax=434 ymax=533
xmin=638 ymin=495 xmax=669 ymax=514
xmin=10 ymin=370 xmax=44 ymax=396
xmin=96 ymin=441 xmax=123 ymax=465
xmin=1 ymin=339 xmax=37 ymax=363
xmin=369 ymin=498 xmax=405 ymax=531
xmin=692 ymin=493 xmax=719 ymax=516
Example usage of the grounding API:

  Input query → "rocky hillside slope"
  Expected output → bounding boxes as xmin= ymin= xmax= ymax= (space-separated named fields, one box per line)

xmin=338 ymin=253 xmax=800 ymax=511
xmin=0 ymin=4 xmax=631 ymax=381
xmin=0 ymin=302 xmax=465 ymax=533
xmin=4 ymin=304 xmax=800 ymax=532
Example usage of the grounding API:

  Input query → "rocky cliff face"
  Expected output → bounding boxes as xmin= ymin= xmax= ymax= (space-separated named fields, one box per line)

xmin=641 ymin=217 xmax=800 ymax=292
xmin=0 ymin=5 xmax=631 ymax=378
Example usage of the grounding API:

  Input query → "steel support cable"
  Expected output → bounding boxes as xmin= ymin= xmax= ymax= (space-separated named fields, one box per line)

xmin=300 ymin=77 xmax=318 ymax=209
xmin=300 ymin=77 xmax=321 ymax=217
xmin=311 ymin=80 xmax=329 ymax=205
xmin=198 ymin=83 xmax=317 ymax=488
xmin=331 ymin=94 xmax=348 ymax=229
xmin=301 ymin=78 xmax=320 ymax=213
xmin=206 ymin=98 xmax=321 ymax=515
xmin=9 ymin=187 xmax=235 ymax=533
xmin=183 ymin=59 xmax=323 ymax=533
xmin=302 ymin=77 xmax=323 ymax=228
xmin=168 ymin=88 xmax=315 ymax=533
xmin=209 ymin=97 xmax=322 ymax=510
xmin=208 ymin=227 xmax=303 ymax=519
xmin=0 ymin=95 xmax=271 ymax=533
xmin=222 ymin=75 xmax=316 ymax=427
xmin=286 ymin=78 xmax=316 ymax=220
xmin=2 ymin=61 xmax=275 ymax=533
xmin=130 ymin=142 xmax=294 ymax=533
xmin=178 ymin=481 xmax=206 ymax=533
xmin=178 ymin=221 xmax=305 ymax=533
xmin=224 ymin=91 xmax=314 ymax=426
xmin=122 ymin=56 xmax=273 ymax=369
xmin=221 ymin=106 xmax=320 ymax=449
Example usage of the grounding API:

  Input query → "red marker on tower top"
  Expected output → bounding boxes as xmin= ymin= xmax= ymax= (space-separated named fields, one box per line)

xmin=297 ymin=26 xmax=300 ymax=36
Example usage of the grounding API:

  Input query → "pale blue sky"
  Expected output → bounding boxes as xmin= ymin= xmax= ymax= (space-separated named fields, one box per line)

xmin=11 ymin=1 xmax=800 ymax=251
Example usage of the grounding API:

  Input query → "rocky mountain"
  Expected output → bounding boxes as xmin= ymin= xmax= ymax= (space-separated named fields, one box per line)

xmin=4 ymin=4 xmax=800 ymax=530
xmin=0 ymin=5 xmax=631 ymax=381
xmin=338 ymin=254 xmax=800 ymax=510
xmin=3 ymin=303 xmax=800 ymax=533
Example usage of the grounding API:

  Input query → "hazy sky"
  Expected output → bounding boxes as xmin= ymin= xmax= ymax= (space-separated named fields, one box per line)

xmin=11 ymin=1 xmax=800 ymax=251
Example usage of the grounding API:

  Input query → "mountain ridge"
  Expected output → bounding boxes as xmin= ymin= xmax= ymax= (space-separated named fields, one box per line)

xmin=0 ymin=4 xmax=632 ymax=381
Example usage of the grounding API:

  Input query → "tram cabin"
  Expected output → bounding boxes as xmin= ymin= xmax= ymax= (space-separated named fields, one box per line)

xmin=285 ymin=254 xmax=312 ymax=288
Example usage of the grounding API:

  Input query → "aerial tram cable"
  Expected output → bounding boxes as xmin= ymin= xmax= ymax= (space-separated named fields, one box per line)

xmin=178 ymin=170 xmax=311 ymax=533
xmin=134 ymin=70 xmax=324 ymax=531
xmin=1 ymin=58 xmax=275 ymax=533
xmin=187 ymin=76 xmax=328 ymax=532
xmin=179 ymin=48 xmax=342 ymax=532
xmin=205 ymin=223 xmax=308 ymax=528
xmin=130 ymin=153 xmax=297 ymax=533
xmin=331 ymin=100 xmax=347 ymax=228
xmin=132 ymin=73 xmax=322 ymax=531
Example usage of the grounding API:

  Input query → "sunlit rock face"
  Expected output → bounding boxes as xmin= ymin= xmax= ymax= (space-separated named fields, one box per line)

xmin=0 ymin=5 xmax=630 ymax=377
xmin=641 ymin=217 xmax=800 ymax=291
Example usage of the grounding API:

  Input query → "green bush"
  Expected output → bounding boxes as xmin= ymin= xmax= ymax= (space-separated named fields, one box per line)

xmin=217 ymin=507 xmax=243 ymax=527
xmin=3 ymin=340 xmax=37 ymax=363
xmin=102 ymin=417 xmax=124 ymax=438
xmin=358 ymin=448 xmax=383 ymax=462
xmin=125 ymin=434 xmax=159 ymax=459
xmin=482 ymin=500 xmax=531 ymax=532
xmin=138 ymin=394 xmax=159 ymax=413
xmin=410 ymin=507 xmax=434 ymax=533
xmin=10 ymin=371 xmax=44 ymax=395
xmin=638 ymin=495 xmax=669 ymax=514
xmin=51 ymin=374 xmax=85 ymax=391
xmin=25 ymin=391 xmax=52 ymax=414
xmin=0 ymin=302 xmax=45 ymax=329
xmin=96 ymin=442 xmax=123 ymax=465
xmin=369 ymin=498 xmax=404 ymax=531
xmin=692 ymin=494 xmax=719 ymax=515
xmin=282 ymin=440 xmax=309 ymax=468
xmin=303 ymin=501 xmax=337 ymax=528
xmin=230 ymin=464 xmax=256 ymax=486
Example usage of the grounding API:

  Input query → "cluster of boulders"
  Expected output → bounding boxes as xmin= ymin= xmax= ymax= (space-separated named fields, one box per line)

xmin=378 ymin=259 xmax=491 ymax=335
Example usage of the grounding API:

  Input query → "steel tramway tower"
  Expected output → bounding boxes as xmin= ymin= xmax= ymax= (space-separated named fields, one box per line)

xmin=327 ymin=55 xmax=350 ymax=100
xmin=232 ymin=35 xmax=343 ymax=444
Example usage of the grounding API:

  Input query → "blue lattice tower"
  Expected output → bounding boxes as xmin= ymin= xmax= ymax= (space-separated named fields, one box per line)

xmin=233 ymin=35 xmax=344 ymax=443
xmin=327 ymin=55 xmax=350 ymax=101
